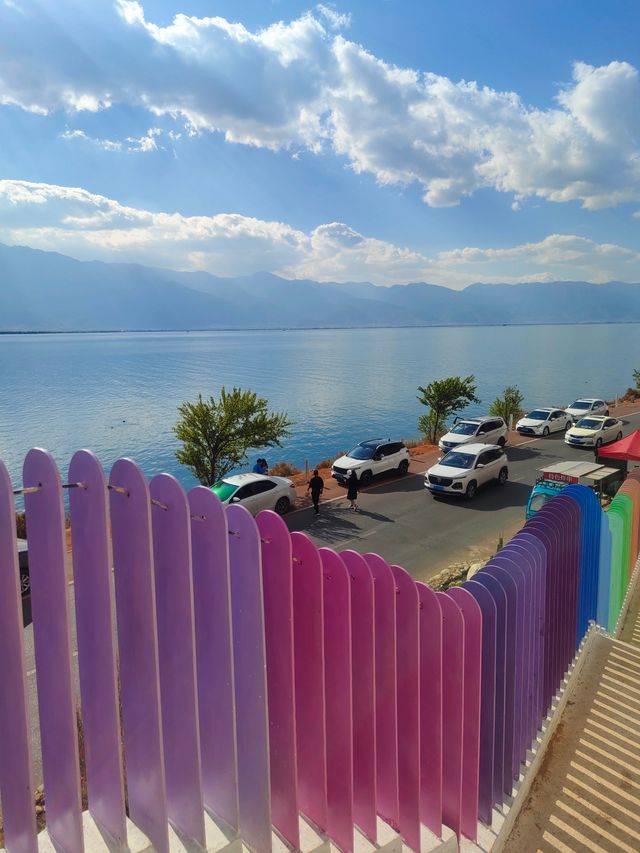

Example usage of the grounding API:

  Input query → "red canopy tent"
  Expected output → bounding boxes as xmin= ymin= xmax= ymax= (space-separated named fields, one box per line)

xmin=598 ymin=429 xmax=640 ymax=461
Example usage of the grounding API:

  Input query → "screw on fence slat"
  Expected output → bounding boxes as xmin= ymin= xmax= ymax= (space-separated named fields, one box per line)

xmin=108 ymin=484 xmax=129 ymax=497
xmin=151 ymin=498 xmax=168 ymax=511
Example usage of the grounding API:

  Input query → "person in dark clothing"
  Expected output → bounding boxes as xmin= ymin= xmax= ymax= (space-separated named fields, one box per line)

xmin=307 ymin=469 xmax=324 ymax=514
xmin=346 ymin=469 xmax=359 ymax=511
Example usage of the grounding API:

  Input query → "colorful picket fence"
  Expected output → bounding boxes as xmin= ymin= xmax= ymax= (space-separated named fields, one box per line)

xmin=1 ymin=449 xmax=640 ymax=853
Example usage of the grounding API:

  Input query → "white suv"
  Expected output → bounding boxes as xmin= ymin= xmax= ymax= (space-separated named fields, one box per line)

xmin=565 ymin=398 xmax=608 ymax=423
xmin=332 ymin=439 xmax=410 ymax=486
xmin=438 ymin=416 xmax=507 ymax=453
xmin=425 ymin=444 xmax=508 ymax=500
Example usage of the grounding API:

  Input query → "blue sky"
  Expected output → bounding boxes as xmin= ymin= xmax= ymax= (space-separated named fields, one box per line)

xmin=1 ymin=0 xmax=639 ymax=287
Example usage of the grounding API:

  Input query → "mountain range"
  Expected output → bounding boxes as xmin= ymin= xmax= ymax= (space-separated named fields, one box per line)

xmin=2 ymin=242 xmax=640 ymax=332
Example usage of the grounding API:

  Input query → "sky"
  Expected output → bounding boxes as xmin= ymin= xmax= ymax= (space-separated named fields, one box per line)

xmin=1 ymin=0 xmax=640 ymax=288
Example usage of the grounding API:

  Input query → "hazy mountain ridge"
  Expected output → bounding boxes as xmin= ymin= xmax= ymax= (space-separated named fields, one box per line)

xmin=1 ymin=243 xmax=640 ymax=331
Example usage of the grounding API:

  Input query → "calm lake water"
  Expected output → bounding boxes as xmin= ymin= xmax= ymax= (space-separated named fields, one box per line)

xmin=1 ymin=325 xmax=638 ymax=488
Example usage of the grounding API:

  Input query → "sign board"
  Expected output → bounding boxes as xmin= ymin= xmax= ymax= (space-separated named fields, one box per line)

xmin=544 ymin=472 xmax=579 ymax=484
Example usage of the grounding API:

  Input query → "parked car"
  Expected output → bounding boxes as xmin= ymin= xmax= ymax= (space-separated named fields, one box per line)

xmin=332 ymin=439 xmax=410 ymax=486
xmin=211 ymin=473 xmax=297 ymax=515
xmin=516 ymin=408 xmax=572 ymax=436
xmin=438 ymin=416 xmax=507 ymax=453
xmin=565 ymin=416 xmax=624 ymax=449
xmin=425 ymin=443 xmax=508 ymax=500
xmin=565 ymin=398 xmax=608 ymax=423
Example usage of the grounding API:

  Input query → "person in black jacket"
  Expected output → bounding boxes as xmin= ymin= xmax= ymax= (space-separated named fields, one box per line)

xmin=307 ymin=469 xmax=324 ymax=515
xmin=346 ymin=469 xmax=359 ymax=511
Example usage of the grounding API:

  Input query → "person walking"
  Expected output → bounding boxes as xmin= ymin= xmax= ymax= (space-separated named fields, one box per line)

xmin=346 ymin=469 xmax=359 ymax=511
xmin=307 ymin=468 xmax=324 ymax=515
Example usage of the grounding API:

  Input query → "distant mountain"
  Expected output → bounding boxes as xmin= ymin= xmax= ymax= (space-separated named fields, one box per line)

xmin=2 ymin=242 xmax=640 ymax=331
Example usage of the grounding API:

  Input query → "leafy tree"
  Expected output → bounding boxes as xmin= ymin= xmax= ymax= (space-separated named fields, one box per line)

xmin=634 ymin=368 xmax=640 ymax=390
xmin=417 ymin=375 xmax=480 ymax=443
xmin=490 ymin=385 xmax=524 ymax=424
xmin=174 ymin=388 xmax=293 ymax=486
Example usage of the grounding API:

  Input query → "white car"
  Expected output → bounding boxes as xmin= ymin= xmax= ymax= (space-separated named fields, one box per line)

xmin=438 ymin=416 xmax=507 ymax=453
xmin=211 ymin=473 xmax=297 ymax=515
xmin=425 ymin=443 xmax=508 ymax=500
xmin=565 ymin=416 xmax=624 ymax=449
xmin=565 ymin=398 xmax=609 ymax=423
xmin=516 ymin=408 xmax=572 ymax=437
xmin=332 ymin=439 xmax=410 ymax=486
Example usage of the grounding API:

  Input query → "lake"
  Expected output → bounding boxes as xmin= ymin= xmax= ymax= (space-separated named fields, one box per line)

xmin=1 ymin=325 xmax=638 ymax=488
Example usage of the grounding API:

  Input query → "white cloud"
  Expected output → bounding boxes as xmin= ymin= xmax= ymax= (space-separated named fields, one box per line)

xmin=1 ymin=4 xmax=640 ymax=209
xmin=1 ymin=180 xmax=639 ymax=287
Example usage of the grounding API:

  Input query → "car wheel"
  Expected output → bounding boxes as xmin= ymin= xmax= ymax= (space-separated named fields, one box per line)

xmin=274 ymin=497 xmax=290 ymax=515
xmin=564 ymin=420 xmax=571 ymax=430
xmin=465 ymin=480 xmax=477 ymax=500
xmin=359 ymin=470 xmax=373 ymax=487
xmin=542 ymin=426 xmax=550 ymax=437
xmin=497 ymin=436 xmax=506 ymax=447
xmin=595 ymin=438 xmax=603 ymax=449
xmin=397 ymin=459 xmax=409 ymax=475
xmin=498 ymin=467 xmax=508 ymax=485
xmin=616 ymin=431 xmax=623 ymax=442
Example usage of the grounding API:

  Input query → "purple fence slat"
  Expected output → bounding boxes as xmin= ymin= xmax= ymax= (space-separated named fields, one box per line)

xmin=291 ymin=532 xmax=327 ymax=831
xmin=150 ymin=475 xmax=205 ymax=847
xmin=341 ymin=550 xmax=377 ymax=844
xmin=257 ymin=511 xmax=299 ymax=850
xmin=525 ymin=520 xmax=556 ymax=713
xmin=364 ymin=553 xmax=399 ymax=828
xmin=391 ymin=565 xmax=420 ymax=853
xmin=24 ymin=449 xmax=84 ymax=852
xmin=447 ymin=587 xmax=481 ymax=842
xmin=109 ymin=458 xmax=168 ymax=853
xmin=416 ymin=583 xmax=442 ymax=838
xmin=227 ymin=504 xmax=272 ymax=853
xmin=321 ymin=548 xmax=353 ymax=853
xmin=436 ymin=591 xmax=464 ymax=840
xmin=0 ymin=461 xmax=36 ymax=853
xmin=188 ymin=486 xmax=238 ymax=830
xmin=516 ymin=534 xmax=547 ymax=730
xmin=68 ymin=451 xmax=126 ymax=846
xmin=464 ymin=580 xmax=496 ymax=826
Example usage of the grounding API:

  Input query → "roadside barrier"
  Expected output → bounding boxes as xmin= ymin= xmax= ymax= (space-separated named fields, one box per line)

xmin=1 ymin=448 xmax=639 ymax=852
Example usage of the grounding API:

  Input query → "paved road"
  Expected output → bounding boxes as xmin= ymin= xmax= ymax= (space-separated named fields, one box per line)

xmin=287 ymin=409 xmax=640 ymax=582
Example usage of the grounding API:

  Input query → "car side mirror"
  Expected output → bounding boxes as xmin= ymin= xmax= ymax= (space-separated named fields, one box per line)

xmin=476 ymin=463 xmax=485 ymax=469
xmin=231 ymin=496 xmax=241 ymax=503
xmin=373 ymin=454 xmax=381 ymax=461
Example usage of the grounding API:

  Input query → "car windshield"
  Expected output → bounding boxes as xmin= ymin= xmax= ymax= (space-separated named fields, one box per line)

xmin=527 ymin=410 xmax=550 ymax=420
xmin=211 ymin=480 xmax=239 ymax=501
xmin=348 ymin=444 xmax=376 ymax=460
xmin=440 ymin=451 xmax=474 ymax=469
xmin=575 ymin=418 xmax=601 ymax=430
xmin=451 ymin=422 xmax=478 ymax=435
xmin=570 ymin=401 xmax=591 ymax=410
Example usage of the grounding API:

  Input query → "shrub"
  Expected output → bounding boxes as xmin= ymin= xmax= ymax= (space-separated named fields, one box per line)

xmin=315 ymin=458 xmax=334 ymax=469
xmin=16 ymin=512 xmax=27 ymax=539
xmin=269 ymin=461 xmax=302 ymax=477
xmin=490 ymin=385 xmax=524 ymax=424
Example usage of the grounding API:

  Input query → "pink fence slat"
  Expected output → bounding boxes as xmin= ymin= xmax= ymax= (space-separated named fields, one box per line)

xmin=109 ymin=458 xmax=169 ymax=853
xmin=68 ymin=451 xmax=126 ymax=846
xmin=0 ymin=461 xmax=36 ymax=853
xmin=24 ymin=449 xmax=84 ymax=852
xmin=150 ymin=475 xmax=205 ymax=847
xmin=364 ymin=552 xmax=399 ymax=827
xmin=391 ymin=565 xmax=420 ymax=853
xmin=321 ymin=548 xmax=353 ymax=853
xmin=227 ymin=504 xmax=272 ymax=853
xmin=341 ymin=550 xmax=376 ymax=844
xmin=188 ymin=486 xmax=238 ymax=830
xmin=416 ymin=582 xmax=443 ymax=838
xmin=291 ymin=532 xmax=327 ymax=831
xmin=257 ymin=511 xmax=299 ymax=849
xmin=447 ymin=588 xmax=482 ymax=842
xmin=436 ymin=591 xmax=464 ymax=840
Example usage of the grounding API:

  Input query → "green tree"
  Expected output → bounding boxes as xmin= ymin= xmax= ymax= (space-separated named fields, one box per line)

xmin=174 ymin=388 xmax=293 ymax=486
xmin=634 ymin=368 xmax=640 ymax=390
xmin=417 ymin=375 xmax=480 ymax=443
xmin=490 ymin=385 xmax=524 ymax=424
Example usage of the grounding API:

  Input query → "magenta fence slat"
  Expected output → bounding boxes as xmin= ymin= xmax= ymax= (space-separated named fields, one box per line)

xmin=321 ymin=548 xmax=353 ymax=853
xmin=68 ymin=451 xmax=126 ymax=846
xmin=0 ymin=461 xmax=36 ymax=853
xmin=257 ymin=511 xmax=299 ymax=849
xmin=391 ymin=565 xmax=421 ymax=853
xmin=436 ymin=591 xmax=464 ymax=840
xmin=227 ymin=504 xmax=272 ymax=853
xmin=188 ymin=486 xmax=238 ymax=830
xmin=364 ymin=552 xmax=399 ymax=827
xmin=291 ymin=532 xmax=327 ymax=831
xmin=109 ymin=458 xmax=169 ymax=853
xmin=416 ymin=582 xmax=442 ymax=838
xmin=150 ymin=475 xmax=205 ymax=847
xmin=24 ymin=449 xmax=84 ymax=852
xmin=447 ymin=587 xmax=481 ymax=842
xmin=341 ymin=550 xmax=377 ymax=844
